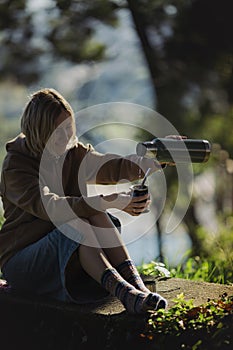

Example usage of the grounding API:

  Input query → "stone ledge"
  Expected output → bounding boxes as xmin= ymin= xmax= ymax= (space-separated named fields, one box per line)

xmin=0 ymin=278 xmax=232 ymax=350
xmin=156 ymin=277 xmax=233 ymax=308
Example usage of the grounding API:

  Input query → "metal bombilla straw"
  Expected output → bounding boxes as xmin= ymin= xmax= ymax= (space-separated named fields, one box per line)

xmin=140 ymin=168 xmax=151 ymax=188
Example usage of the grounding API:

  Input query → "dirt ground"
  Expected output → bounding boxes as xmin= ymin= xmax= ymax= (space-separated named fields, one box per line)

xmin=156 ymin=277 xmax=233 ymax=308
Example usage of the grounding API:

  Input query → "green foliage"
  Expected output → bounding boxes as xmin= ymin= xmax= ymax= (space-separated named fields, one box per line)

xmin=0 ymin=114 xmax=20 ymax=166
xmin=184 ymin=221 xmax=233 ymax=284
xmin=0 ymin=0 xmax=43 ymax=83
xmin=138 ymin=293 xmax=233 ymax=349
xmin=138 ymin=218 xmax=233 ymax=285
xmin=127 ymin=0 xmax=233 ymax=145
xmin=137 ymin=261 xmax=171 ymax=280
xmin=138 ymin=253 xmax=232 ymax=286
xmin=198 ymin=109 xmax=233 ymax=158
xmin=0 ymin=0 xmax=121 ymax=84
xmin=170 ymin=256 xmax=232 ymax=285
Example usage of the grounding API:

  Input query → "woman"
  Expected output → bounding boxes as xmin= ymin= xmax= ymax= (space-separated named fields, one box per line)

xmin=0 ymin=88 xmax=168 ymax=314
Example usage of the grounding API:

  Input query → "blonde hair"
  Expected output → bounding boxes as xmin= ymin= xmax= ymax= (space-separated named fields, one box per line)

xmin=21 ymin=88 xmax=77 ymax=155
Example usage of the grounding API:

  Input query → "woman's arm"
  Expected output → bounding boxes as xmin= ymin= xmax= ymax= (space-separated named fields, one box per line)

xmin=1 ymin=165 xmax=104 ymax=223
xmin=82 ymin=149 xmax=163 ymax=185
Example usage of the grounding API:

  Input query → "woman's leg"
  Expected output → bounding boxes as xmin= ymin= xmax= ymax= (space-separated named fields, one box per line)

xmin=78 ymin=241 xmax=167 ymax=314
xmin=77 ymin=215 xmax=123 ymax=282
xmin=75 ymin=213 xmax=167 ymax=313
xmin=88 ymin=212 xmax=130 ymax=266
xmin=88 ymin=212 xmax=151 ymax=293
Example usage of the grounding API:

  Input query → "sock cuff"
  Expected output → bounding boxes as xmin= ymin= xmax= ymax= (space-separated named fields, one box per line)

xmin=101 ymin=267 xmax=118 ymax=286
xmin=116 ymin=259 xmax=134 ymax=271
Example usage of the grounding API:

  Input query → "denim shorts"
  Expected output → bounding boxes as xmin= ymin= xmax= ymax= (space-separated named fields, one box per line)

xmin=1 ymin=225 xmax=109 ymax=304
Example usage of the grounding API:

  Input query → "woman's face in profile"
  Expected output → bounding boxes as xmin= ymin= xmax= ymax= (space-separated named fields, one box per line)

xmin=49 ymin=111 xmax=75 ymax=156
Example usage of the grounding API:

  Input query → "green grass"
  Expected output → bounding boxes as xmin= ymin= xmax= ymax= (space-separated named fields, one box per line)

xmin=138 ymin=257 xmax=232 ymax=285
xmin=170 ymin=256 xmax=232 ymax=285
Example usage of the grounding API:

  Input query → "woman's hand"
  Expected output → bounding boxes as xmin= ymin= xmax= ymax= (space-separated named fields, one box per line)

xmin=122 ymin=192 xmax=151 ymax=216
xmin=101 ymin=192 xmax=151 ymax=216
xmin=165 ymin=135 xmax=187 ymax=140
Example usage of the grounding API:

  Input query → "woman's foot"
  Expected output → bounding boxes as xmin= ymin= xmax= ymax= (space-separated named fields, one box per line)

xmin=101 ymin=267 xmax=167 ymax=314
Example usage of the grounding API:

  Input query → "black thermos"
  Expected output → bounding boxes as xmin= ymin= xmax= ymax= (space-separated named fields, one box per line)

xmin=136 ymin=138 xmax=211 ymax=163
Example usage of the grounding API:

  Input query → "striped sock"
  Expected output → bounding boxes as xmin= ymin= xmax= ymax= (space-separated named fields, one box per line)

xmin=143 ymin=292 xmax=168 ymax=311
xmin=116 ymin=259 xmax=151 ymax=294
xmin=101 ymin=268 xmax=167 ymax=314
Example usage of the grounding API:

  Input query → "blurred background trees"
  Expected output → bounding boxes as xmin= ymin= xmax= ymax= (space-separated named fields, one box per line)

xmin=0 ymin=0 xmax=232 ymax=269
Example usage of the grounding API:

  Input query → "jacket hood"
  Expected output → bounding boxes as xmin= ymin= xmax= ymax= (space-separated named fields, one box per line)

xmin=6 ymin=133 xmax=37 ymax=159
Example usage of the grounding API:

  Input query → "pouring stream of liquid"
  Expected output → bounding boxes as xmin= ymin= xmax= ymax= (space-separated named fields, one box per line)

xmin=140 ymin=167 xmax=151 ymax=188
